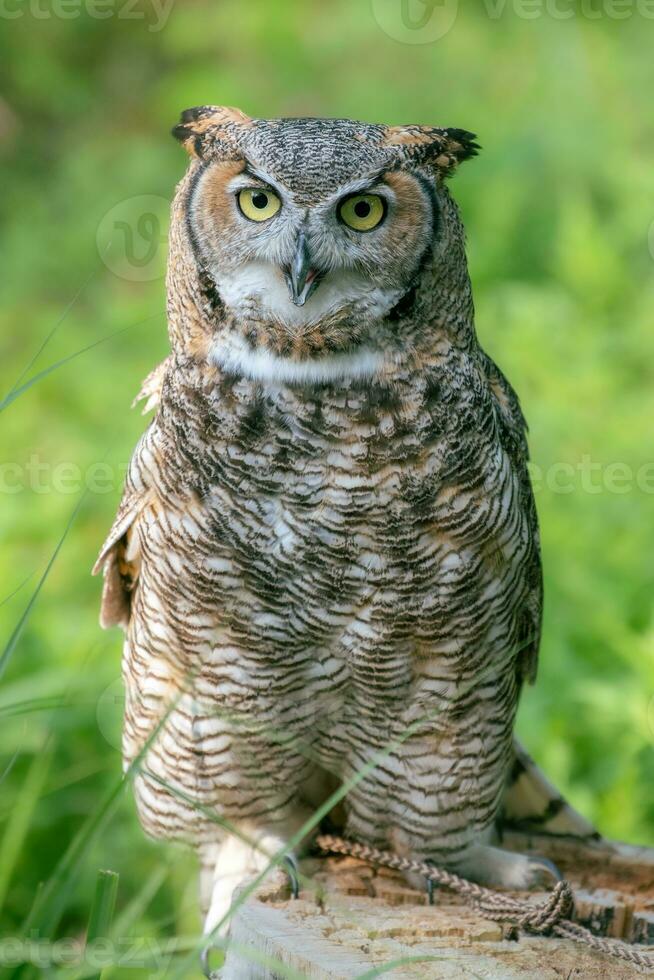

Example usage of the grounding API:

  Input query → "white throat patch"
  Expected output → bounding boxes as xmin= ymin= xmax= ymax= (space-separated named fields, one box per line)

xmin=209 ymin=332 xmax=386 ymax=385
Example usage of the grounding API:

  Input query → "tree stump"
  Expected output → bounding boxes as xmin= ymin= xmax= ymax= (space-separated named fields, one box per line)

xmin=220 ymin=833 xmax=654 ymax=979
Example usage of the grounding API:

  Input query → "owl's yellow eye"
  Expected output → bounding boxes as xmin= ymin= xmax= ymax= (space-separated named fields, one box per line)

xmin=237 ymin=188 xmax=281 ymax=222
xmin=338 ymin=193 xmax=386 ymax=232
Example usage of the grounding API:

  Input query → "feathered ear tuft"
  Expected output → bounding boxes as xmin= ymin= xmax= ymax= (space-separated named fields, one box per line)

xmin=441 ymin=128 xmax=481 ymax=165
xmin=385 ymin=125 xmax=480 ymax=178
xmin=171 ymin=105 xmax=253 ymax=160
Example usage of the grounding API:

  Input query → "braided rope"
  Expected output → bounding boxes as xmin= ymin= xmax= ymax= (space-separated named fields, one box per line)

xmin=315 ymin=834 xmax=654 ymax=971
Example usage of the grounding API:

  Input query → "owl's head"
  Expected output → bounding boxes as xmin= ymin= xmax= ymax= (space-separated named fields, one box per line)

xmin=171 ymin=107 xmax=479 ymax=381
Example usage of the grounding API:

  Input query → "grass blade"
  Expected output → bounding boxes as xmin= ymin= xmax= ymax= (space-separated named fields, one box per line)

xmin=83 ymin=869 xmax=119 ymax=980
xmin=0 ymin=575 xmax=33 ymax=609
xmin=0 ymin=695 xmax=68 ymax=719
xmin=86 ymin=870 xmax=119 ymax=943
xmin=0 ymin=493 xmax=87 ymax=682
xmin=2 ymin=270 xmax=97 ymax=403
xmin=108 ymin=861 xmax=170 ymax=943
xmin=0 ymin=741 xmax=53 ymax=916
xmin=0 ymin=313 xmax=164 ymax=413
xmin=19 ymin=678 xmax=189 ymax=949
xmin=0 ymin=745 xmax=20 ymax=786
xmin=19 ymin=774 xmax=125 ymax=941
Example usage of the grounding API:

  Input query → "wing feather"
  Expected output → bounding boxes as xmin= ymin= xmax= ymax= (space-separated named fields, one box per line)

xmin=93 ymin=361 xmax=166 ymax=629
xmin=481 ymin=351 xmax=542 ymax=685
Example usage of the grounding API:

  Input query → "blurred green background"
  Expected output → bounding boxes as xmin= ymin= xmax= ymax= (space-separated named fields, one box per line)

xmin=1 ymin=0 xmax=653 ymax=975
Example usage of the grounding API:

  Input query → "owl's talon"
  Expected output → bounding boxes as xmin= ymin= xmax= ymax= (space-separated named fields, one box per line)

xmin=526 ymin=855 xmax=564 ymax=887
xmin=283 ymin=853 xmax=300 ymax=899
xmin=425 ymin=860 xmax=438 ymax=905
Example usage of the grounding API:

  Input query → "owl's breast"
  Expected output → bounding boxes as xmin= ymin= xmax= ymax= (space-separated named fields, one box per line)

xmin=143 ymin=368 xmax=534 ymax=685
xmin=121 ymin=368 xmax=537 ymax=795
xmin=188 ymin=390 xmax=520 ymax=641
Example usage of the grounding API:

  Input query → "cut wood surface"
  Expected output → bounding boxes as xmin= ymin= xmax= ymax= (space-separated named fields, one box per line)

xmin=219 ymin=833 xmax=654 ymax=979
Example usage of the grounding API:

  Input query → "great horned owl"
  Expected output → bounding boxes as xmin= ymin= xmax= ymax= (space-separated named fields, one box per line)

xmin=95 ymin=108 xmax=596 ymax=939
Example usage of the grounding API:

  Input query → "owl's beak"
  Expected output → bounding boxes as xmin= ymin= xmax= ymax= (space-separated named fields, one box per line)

xmin=285 ymin=231 xmax=322 ymax=307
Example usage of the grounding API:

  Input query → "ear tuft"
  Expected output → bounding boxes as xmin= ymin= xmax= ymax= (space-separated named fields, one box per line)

xmin=171 ymin=105 xmax=252 ymax=159
xmin=440 ymin=128 xmax=480 ymax=164
xmin=386 ymin=124 xmax=480 ymax=178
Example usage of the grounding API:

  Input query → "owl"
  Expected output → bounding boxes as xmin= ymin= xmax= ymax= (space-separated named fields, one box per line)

xmin=95 ymin=107 xmax=597 ymax=944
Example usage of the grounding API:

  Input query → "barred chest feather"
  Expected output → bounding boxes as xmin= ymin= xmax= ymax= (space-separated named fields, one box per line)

xmin=127 ymin=347 xmax=534 ymax=769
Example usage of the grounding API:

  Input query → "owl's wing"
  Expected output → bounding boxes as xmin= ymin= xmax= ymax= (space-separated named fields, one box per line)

xmin=93 ymin=487 xmax=145 ymax=630
xmin=481 ymin=359 xmax=602 ymax=840
xmin=93 ymin=362 xmax=169 ymax=628
xmin=481 ymin=352 xmax=542 ymax=686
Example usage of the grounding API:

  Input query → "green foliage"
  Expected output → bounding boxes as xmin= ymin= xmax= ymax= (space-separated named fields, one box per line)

xmin=1 ymin=2 xmax=653 ymax=975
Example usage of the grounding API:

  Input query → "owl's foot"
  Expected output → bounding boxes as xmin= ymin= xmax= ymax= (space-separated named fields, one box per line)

xmin=200 ymin=837 xmax=300 ymax=977
xmin=411 ymin=843 xmax=562 ymax=897
xmin=199 ymin=855 xmax=299 ymax=977
xmin=448 ymin=843 xmax=563 ymax=891
xmin=202 ymin=831 xmax=300 ymax=940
